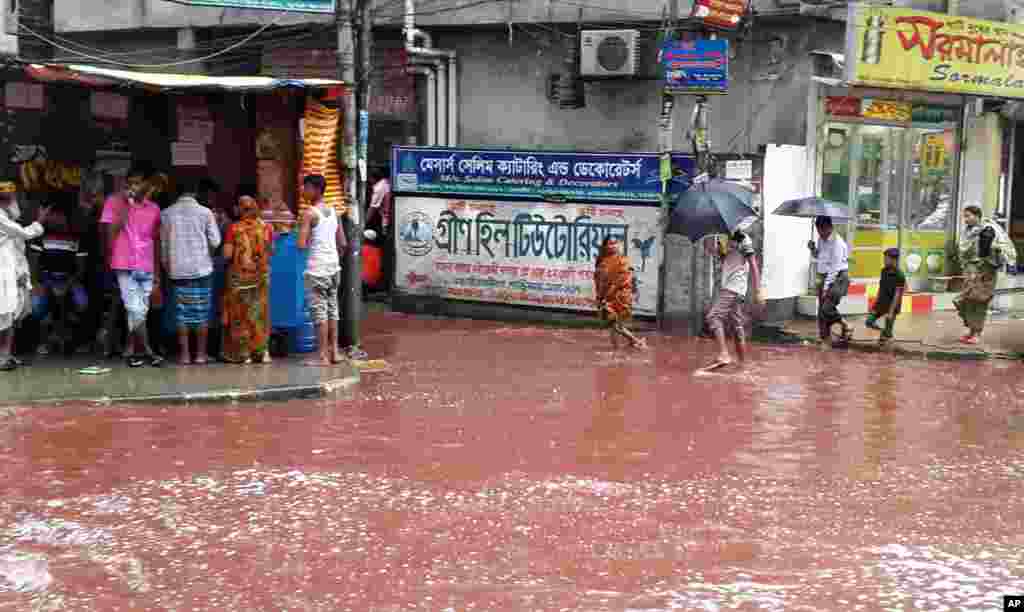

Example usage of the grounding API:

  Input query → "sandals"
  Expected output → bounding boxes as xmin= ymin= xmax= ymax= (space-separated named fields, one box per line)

xmin=0 ymin=359 xmax=17 ymax=372
xmin=959 ymin=334 xmax=979 ymax=345
xmin=127 ymin=355 xmax=164 ymax=368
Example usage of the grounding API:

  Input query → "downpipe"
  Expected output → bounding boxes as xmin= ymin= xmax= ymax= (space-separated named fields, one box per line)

xmin=404 ymin=0 xmax=458 ymax=146
xmin=408 ymin=65 xmax=437 ymax=145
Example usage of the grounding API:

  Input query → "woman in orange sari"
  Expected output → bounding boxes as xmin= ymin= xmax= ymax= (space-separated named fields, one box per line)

xmin=594 ymin=236 xmax=647 ymax=350
xmin=222 ymin=196 xmax=274 ymax=364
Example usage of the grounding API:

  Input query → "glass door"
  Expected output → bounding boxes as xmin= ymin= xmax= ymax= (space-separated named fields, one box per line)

xmin=848 ymin=124 xmax=907 ymax=278
xmin=904 ymin=127 xmax=959 ymax=288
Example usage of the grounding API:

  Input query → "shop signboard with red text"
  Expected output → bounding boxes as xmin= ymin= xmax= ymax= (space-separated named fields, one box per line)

xmin=846 ymin=4 xmax=1024 ymax=99
xmin=394 ymin=196 xmax=662 ymax=316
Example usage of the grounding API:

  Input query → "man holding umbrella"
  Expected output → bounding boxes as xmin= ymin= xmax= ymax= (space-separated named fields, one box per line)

xmin=705 ymin=227 xmax=763 ymax=367
xmin=808 ymin=216 xmax=852 ymax=344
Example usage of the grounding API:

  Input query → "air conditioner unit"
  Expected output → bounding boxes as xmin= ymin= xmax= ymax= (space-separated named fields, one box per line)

xmin=580 ymin=30 xmax=639 ymax=77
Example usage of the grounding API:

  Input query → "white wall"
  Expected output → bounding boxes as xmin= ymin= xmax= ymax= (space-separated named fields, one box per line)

xmin=762 ymin=144 xmax=812 ymax=300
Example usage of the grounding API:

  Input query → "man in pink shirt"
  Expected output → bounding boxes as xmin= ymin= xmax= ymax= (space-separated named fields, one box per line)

xmin=100 ymin=167 xmax=164 ymax=368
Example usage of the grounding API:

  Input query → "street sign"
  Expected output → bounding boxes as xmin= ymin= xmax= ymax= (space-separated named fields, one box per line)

xmin=661 ymin=39 xmax=729 ymax=95
xmin=168 ymin=0 xmax=334 ymax=12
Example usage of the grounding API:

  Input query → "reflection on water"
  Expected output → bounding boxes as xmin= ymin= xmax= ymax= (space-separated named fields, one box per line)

xmin=0 ymin=314 xmax=1022 ymax=610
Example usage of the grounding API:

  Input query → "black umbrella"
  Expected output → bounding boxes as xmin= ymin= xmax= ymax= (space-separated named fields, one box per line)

xmin=667 ymin=179 xmax=759 ymax=242
xmin=771 ymin=197 xmax=851 ymax=220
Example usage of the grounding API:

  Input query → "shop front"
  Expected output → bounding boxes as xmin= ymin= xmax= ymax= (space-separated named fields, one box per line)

xmin=802 ymin=4 xmax=1024 ymax=316
xmin=1 ymin=63 xmax=349 ymax=356
xmin=390 ymin=147 xmax=695 ymax=320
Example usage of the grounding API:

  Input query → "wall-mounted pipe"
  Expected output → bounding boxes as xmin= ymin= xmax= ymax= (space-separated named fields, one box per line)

xmin=405 ymin=0 xmax=458 ymax=146
xmin=408 ymin=65 xmax=436 ymax=145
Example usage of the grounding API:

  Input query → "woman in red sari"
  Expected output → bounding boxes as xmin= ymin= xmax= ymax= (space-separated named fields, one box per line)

xmin=221 ymin=196 xmax=274 ymax=364
xmin=594 ymin=237 xmax=647 ymax=350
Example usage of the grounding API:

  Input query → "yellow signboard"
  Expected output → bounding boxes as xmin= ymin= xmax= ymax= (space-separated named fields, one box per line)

xmin=847 ymin=5 xmax=1024 ymax=99
xmin=861 ymin=98 xmax=912 ymax=121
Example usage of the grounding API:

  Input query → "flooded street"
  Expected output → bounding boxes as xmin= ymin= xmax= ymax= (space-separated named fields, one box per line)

xmin=2 ymin=312 xmax=1024 ymax=611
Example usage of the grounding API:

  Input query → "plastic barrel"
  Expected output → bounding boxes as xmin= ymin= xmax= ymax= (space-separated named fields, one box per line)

xmin=294 ymin=314 xmax=318 ymax=353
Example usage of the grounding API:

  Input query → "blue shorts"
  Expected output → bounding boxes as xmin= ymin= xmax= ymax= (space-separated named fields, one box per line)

xmin=32 ymin=272 xmax=89 ymax=319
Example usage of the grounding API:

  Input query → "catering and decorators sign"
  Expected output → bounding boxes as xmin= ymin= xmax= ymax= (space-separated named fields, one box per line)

xmin=392 ymin=147 xmax=695 ymax=203
xmin=394 ymin=196 xmax=661 ymax=315
xmin=846 ymin=4 xmax=1024 ymax=98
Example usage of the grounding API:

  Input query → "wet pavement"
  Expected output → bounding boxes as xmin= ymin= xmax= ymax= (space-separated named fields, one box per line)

xmin=785 ymin=310 xmax=1024 ymax=359
xmin=0 ymin=357 xmax=358 ymax=405
xmin=1 ymin=310 xmax=1023 ymax=611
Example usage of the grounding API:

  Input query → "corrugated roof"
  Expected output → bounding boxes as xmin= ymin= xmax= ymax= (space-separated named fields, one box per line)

xmin=27 ymin=63 xmax=346 ymax=92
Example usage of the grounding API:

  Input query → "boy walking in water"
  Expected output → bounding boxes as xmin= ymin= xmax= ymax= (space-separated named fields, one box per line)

xmin=865 ymin=248 xmax=905 ymax=345
xmin=298 ymin=174 xmax=346 ymax=366
xmin=705 ymin=229 xmax=763 ymax=367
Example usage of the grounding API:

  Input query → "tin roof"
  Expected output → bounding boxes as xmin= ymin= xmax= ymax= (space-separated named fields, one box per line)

xmin=26 ymin=63 xmax=347 ymax=92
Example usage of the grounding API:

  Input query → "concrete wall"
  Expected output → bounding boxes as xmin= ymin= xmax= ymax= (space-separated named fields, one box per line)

xmin=54 ymin=0 xmax=796 ymax=32
xmin=436 ymin=21 xmax=841 ymax=154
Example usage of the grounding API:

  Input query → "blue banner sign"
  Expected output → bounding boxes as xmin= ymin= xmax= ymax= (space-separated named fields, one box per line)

xmin=169 ymin=0 xmax=334 ymax=12
xmin=392 ymin=147 xmax=696 ymax=203
xmin=661 ymin=39 xmax=729 ymax=94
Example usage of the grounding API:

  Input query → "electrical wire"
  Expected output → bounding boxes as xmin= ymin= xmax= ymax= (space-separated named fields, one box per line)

xmin=17 ymin=17 xmax=282 ymax=68
xmin=46 ymin=23 xmax=326 ymax=63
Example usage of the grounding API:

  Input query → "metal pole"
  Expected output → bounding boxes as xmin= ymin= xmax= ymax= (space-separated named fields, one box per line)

xmin=340 ymin=0 xmax=370 ymax=358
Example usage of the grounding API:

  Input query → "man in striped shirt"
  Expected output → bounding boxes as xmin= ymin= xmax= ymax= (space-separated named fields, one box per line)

xmin=30 ymin=206 xmax=90 ymax=355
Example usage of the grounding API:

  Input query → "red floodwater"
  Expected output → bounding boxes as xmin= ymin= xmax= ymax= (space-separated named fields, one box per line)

xmin=1 ymin=312 xmax=1023 ymax=611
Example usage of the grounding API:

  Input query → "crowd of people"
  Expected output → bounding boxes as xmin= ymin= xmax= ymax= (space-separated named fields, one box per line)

xmin=0 ymin=165 xmax=365 ymax=372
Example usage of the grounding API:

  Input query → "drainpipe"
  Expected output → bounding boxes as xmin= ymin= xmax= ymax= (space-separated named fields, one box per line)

xmin=404 ymin=0 xmax=459 ymax=146
xmin=436 ymin=59 xmax=448 ymax=146
xmin=447 ymin=55 xmax=457 ymax=146
xmin=947 ymin=0 xmax=959 ymax=15
xmin=409 ymin=65 xmax=437 ymax=145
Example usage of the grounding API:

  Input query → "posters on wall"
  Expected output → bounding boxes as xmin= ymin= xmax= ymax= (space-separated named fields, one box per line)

xmin=171 ymin=142 xmax=207 ymax=167
xmin=5 ymin=83 xmax=45 ymax=110
xmin=90 ymin=92 xmax=130 ymax=120
xmin=394 ymin=196 xmax=662 ymax=316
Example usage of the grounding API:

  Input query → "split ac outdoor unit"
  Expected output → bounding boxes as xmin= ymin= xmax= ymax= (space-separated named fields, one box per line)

xmin=580 ymin=30 xmax=639 ymax=77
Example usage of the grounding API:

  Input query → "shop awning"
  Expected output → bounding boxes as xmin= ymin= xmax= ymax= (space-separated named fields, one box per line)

xmin=25 ymin=63 xmax=347 ymax=92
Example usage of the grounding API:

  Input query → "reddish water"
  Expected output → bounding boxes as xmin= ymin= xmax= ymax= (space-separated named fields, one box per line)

xmin=1 ymin=312 xmax=1023 ymax=611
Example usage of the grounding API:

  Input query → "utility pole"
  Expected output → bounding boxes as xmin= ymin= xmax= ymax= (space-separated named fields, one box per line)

xmin=338 ymin=0 xmax=371 ymax=359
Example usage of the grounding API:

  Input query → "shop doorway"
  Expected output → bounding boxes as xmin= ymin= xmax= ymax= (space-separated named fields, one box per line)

xmin=819 ymin=117 xmax=959 ymax=289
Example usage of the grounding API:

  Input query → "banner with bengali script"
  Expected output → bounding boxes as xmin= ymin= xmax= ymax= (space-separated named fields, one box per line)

xmin=392 ymin=147 xmax=696 ymax=203
xmin=394 ymin=196 xmax=662 ymax=316
xmin=846 ymin=5 xmax=1024 ymax=99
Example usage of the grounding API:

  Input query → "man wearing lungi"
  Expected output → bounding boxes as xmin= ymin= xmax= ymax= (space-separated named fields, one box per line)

xmin=161 ymin=184 xmax=222 ymax=365
xmin=705 ymin=229 xmax=763 ymax=367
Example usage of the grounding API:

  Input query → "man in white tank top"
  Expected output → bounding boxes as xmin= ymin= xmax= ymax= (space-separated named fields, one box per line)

xmin=298 ymin=174 xmax=347 ymax=365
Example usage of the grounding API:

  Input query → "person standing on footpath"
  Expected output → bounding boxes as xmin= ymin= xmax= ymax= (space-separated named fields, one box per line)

xmin=704 ymin=229 xmax=763 ymax=367
xmin=865 ymin=248 xmax=906 ymax=345
xmin=161 ymin=182 xmax=222 ymax=365
xmin=298 ymin=174 xmax=346 ymax=366
xmin=808 ymin=215 xmax=852 ymax=345
xmin=101 ymin=168 xmax=164 ymax=368
xmin=0 ymin=181 xmax=50 ymax=371
xmin=954 ymin=205 xmax=1014 ymax=345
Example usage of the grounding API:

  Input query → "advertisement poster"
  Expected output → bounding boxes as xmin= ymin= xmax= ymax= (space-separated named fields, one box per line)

xmin=661 ymin=39 xmax=729 ymax=94
xmin=847 ymin=4 xmax=1024 ymax=99
xmin=392 ymin=147 xmax=696 ymax=203
xmin=394 ymin=196 xmax=662 ymax=316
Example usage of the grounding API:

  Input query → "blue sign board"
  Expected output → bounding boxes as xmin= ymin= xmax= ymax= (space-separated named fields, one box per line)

xmin=392 ymin=147 xmax=696 ymax=203
xmin=661 ymin=39 xmax=729 ymax=95
xmin=168 ymin=0 xmax=334 ymax=12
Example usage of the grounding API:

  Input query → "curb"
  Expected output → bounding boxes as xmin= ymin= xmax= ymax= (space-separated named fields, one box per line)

xmin=13 ymin=373 xmax=360 ymax=407
xmin=774 ymin=332 xmax=1006 ymax=361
